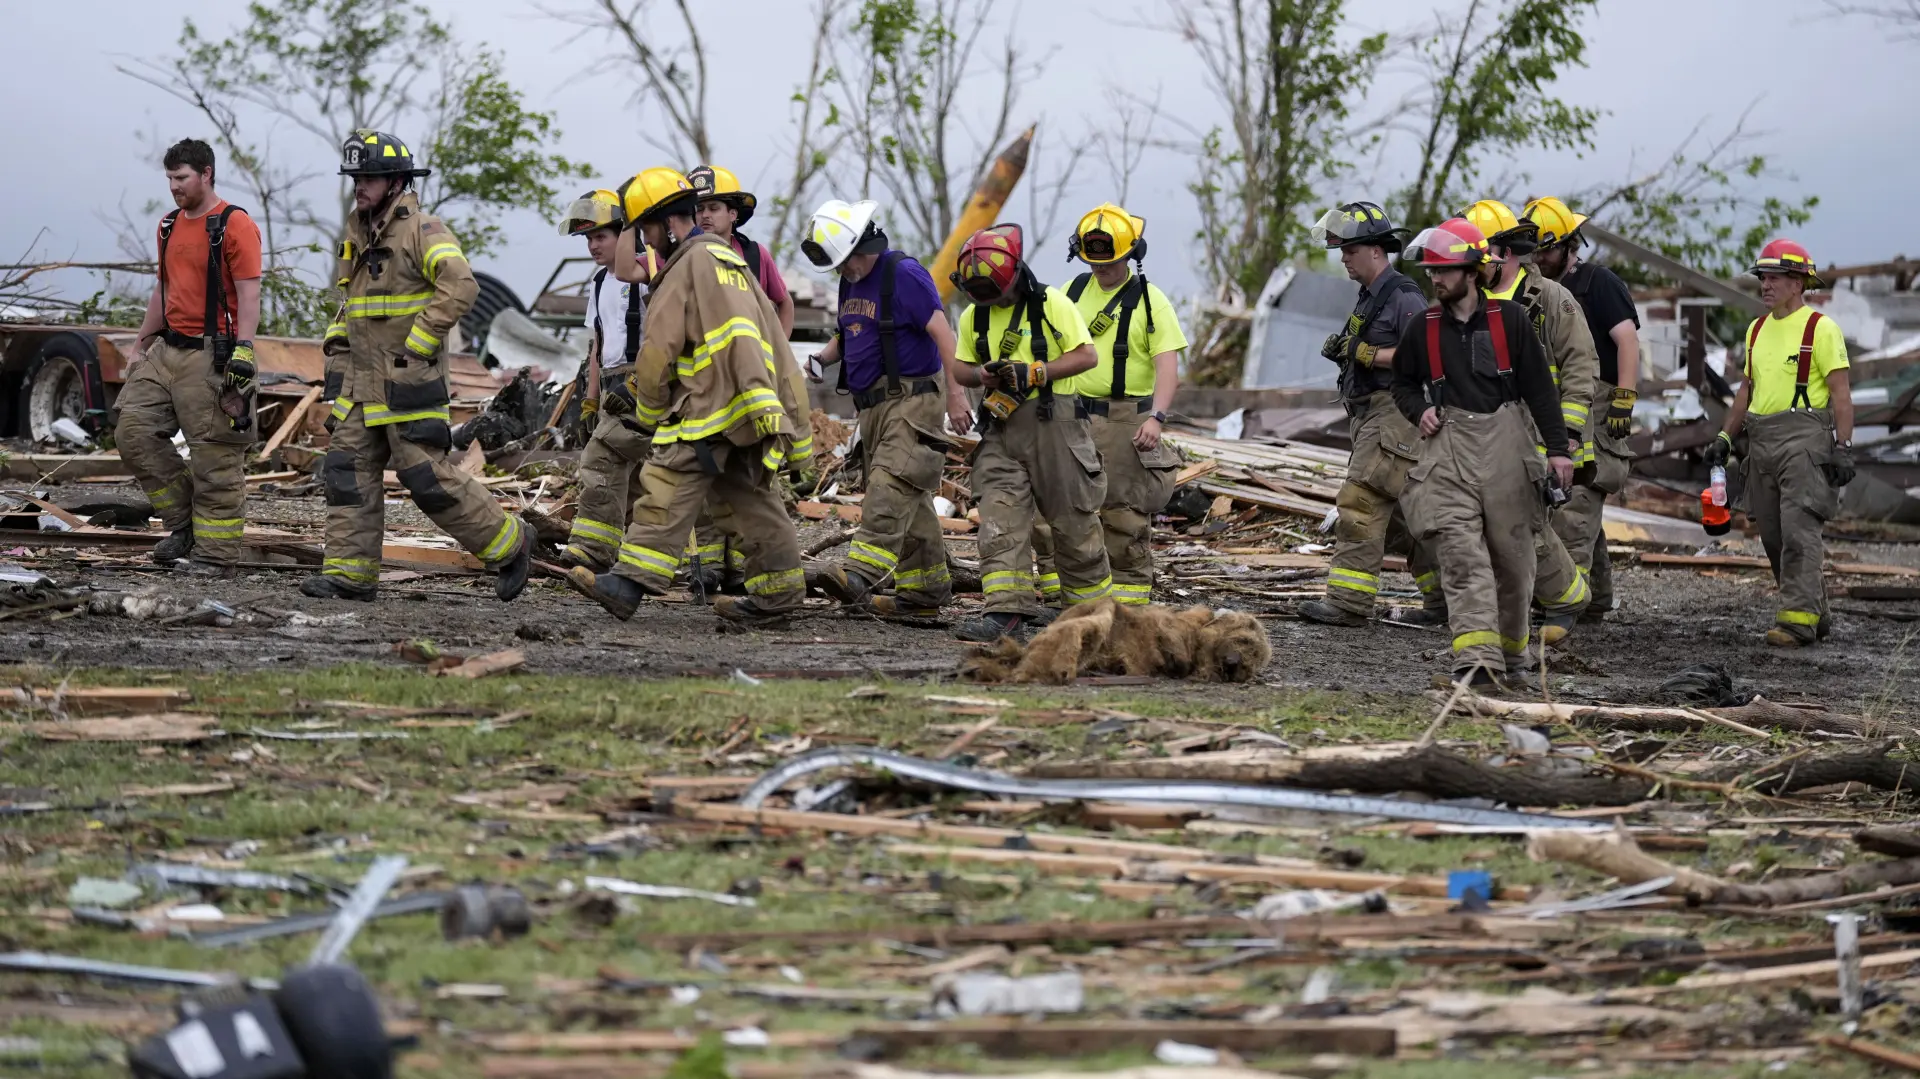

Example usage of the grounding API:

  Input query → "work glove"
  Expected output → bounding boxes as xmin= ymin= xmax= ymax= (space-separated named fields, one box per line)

xmin=224 ymin=345 xmax=256 ymax=396
xmin=1703 ymin=430 xmax=1734 ymax=469
xmin=788 ymin=466 xmax=820 ymax=495
xmin=984 ymin=361 xmax=1048 ymax=396
xmin=579 ymin=397 xmax=599 ymax=422
xmin=1825 ymin=443 xmax=1855 ymax=488
xmin=1350 ymin=340 xmax=1379 ymax=368
xmin=1605 ymin=387 xmax=1637 ymax=439
xmin=1320 ymin=332 xmax=1349 ymax=365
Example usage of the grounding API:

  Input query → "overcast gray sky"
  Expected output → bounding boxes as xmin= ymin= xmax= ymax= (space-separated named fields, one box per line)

xmin=7 ymin=0 xmax=1915 ymax=314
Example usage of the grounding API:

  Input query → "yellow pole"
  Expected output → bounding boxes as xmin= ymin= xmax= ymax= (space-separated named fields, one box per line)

xmin=928 ymin=125 xmax=1035 ymax=304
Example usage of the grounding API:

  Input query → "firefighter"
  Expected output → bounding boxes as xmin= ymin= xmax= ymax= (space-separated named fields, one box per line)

xmin=577 ymin=167 xmax=813 ymax=626
xmin=1525 ymin=195 xmax=1643 ymax=621
xmin=303 ymin=130 xmax=530 ymax=602
xmin=116 ymin=138 xmax=263 ymax=578
xmin=946 ymin=223 xmax=1111 ymax=641
xmin=1296 ymin=202 xmax=1445 ymax=628
xmin=556 ymin=188 xmax=652 ymax=573
xmin=1392 ymin=218 xmax=1573 ymax=690
xmin=801 ymin=198 xmax=964 ymax=617
xmin=1053 ymin=202 xmax=1187 ymax=606
xmin=1705 ymin=239 xmax=1853 ymax=647
xmin=688 ymin=165 xmax=796 ymax=337
xmin=1461 ymin=199 xmax=1595 ymax=645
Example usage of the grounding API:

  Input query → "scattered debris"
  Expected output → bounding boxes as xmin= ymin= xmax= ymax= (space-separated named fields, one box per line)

xmin=933 ymin=971 xmax=1084 ymax=1016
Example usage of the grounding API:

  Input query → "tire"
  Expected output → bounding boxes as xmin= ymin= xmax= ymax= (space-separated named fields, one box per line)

xmin=273 ymin=963 xmax=393 ymax=1079
xmin=21 ymin=335 xmax=100 ymax=443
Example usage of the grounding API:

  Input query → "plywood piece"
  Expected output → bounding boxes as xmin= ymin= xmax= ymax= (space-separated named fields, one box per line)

xmin=260 ymin=384 xmax=324 ymax=456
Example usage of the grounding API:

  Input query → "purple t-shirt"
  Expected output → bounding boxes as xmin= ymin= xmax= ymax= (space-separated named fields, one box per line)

xmin=839 ymin=251 xmax=944 ymax=393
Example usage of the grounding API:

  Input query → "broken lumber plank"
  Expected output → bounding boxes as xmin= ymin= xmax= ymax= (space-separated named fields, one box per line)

xmin=470 ymin=1031 xmax=837 ymax=1053
xmin=845 ymin=1019 xmax=1394 ymax=1059
xmin=673 ymin=801 xmax=1228 ymax=862
xmin=260 ymin=384 xmax=323 ymax=457
xmin=16 ymin=713 xmax=223 ymax=743
xmin=1619 ymin=948 xmax=1920 ymax=999
xmin=1197 ymin=479 xmax=1331 ymax=519
xmin=1819 ymin=1035 xmax=1920 ymax=1074
xmin=434 ymin=649 xmax=526 ymax=679
xmin=1639 ymin=552 xmax=1920 ymax=577
xmin=16 ymin=686 xmax=193 ymax=716
xmin=796 ymin=500 xmax=973 ymax=533
xmin=887 ymin=842 xmax=1472 ymax=897
xmin=2 ymin=453 xmax=130 ymax=482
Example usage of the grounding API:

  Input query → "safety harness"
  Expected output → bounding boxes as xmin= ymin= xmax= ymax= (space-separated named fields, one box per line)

xmin=1745 ymin=310 xmax=1827 ymax=411
xmin=835 ymin=251 xmax=907 ymax=400
xmin=1339 ymin=270 xmax=1423 ymax=399
xmin=1423 ymin=298 xmax=1514 ymax=413
xmin=1066 ymin=271 xmax=1157 ymax=401
xmin=972 ymin=277 xmax=1062 ymax=426
xmin=590 ymin=268 xmax=645 ymax=366
xmin=738 ymin=234 xmax=764 ymax=285
xmin=157 ymin=204 xmax=246 ymax=358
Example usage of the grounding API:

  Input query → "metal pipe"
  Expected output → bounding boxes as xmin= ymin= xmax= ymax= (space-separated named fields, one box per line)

xmin=0 ymin=951 xmax=274 ymax=991
xmin=193 ymin=892 xmax=444 ymax=949
xmin=927 ymin=126 xmax=1035 ymax=304
xmin=307 ymin=855 xmax=407 ymax=966
xmin=739 ymin=748 xmax=1609 ymax=831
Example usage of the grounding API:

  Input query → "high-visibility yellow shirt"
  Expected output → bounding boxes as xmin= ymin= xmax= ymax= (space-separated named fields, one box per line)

xmin=1745 ymin=306 xmax=1850 ymax=414
xmin=956 ymin=285 xmax=1092 ymax=368
xmin=1484 ymin=268 xmax=1524 ymax=301
xmin=1058 ymin=271 xmax=1189 ymax=398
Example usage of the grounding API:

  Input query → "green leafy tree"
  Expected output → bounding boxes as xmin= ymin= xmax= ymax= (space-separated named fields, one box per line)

xmin=1397 ymin=0 xmax=1601 ymax=233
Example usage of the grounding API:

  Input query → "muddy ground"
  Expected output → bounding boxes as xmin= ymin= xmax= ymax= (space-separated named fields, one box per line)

xmin=7 ymin=483 xmax=1920 ymax=711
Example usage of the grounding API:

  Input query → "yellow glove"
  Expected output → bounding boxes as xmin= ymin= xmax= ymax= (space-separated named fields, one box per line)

xmin=1351 ymin=341 xmax=1379 ymax=367
xmin=579 ymin=397 xmax=599 ymax=421
xmin=1605 ymin=387 xmax=1636 ymax=439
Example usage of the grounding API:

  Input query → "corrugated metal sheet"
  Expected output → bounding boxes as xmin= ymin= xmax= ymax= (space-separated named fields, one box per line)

xmin=1240 ymin=266 xmax=1360 ymax=389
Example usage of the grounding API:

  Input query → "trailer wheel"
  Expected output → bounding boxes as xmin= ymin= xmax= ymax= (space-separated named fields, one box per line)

xmin=22 ymin=337 xmax=96 ymax=443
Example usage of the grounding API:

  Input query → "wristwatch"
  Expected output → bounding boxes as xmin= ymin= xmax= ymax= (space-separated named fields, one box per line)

xmin=1151 ymin=410 xmax=1167 ymax=423
xmin=1837 ymin=439 xmax=1853 ymax=448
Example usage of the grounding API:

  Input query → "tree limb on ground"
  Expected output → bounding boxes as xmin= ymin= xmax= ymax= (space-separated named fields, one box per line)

xmin=1529 ymin=829 xmax=1920 ymax=907
xmin=1857 ymin=826 xmax=1920 ymax=859
xmin=1029 ymin=741 xmax=1920 ymax=809
xmin=1453 ymin=693 xmax=1895 ymax=739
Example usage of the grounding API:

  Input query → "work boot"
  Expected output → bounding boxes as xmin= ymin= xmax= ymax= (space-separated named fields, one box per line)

xmin=1818 ymin=615 xmax=1832 ymax=641
xmin=1298 ymin=599 xmax=1368 ymax=627
xmin=1030 ymin=605 xmax=1061 ymax=627
xmin=495 ymin=533 xmax=532 ymax=602
xmin=151 ymin=527 xmax=194 ymax=565
xmin=299 ymin=574 xmax=376 ymax=602
xmin=1388 ymin=605 xmax=1448 ymax=627
xmin=1766 ymin=627 xmax=1814 ymax=648
xmin=807 ymin=564 xmax=873 ymax=606
xmin=1539 ymin=614 xmax=1577 ymax=648
xmin=1577 ymin=601 xmax=1612 ymax=625
xmin=866 ymin=595 xmax=942 ymax=619
xmin=557 ymin=545 xmax=609 ymax=573
xmin=712 ymin=595 xmax=793 ymax=628
xmin=583 ymin=570 xmax=654 ymax=621
xmin=951 ymin=612 xmax=1026 ymax=642
xmin=173 ymin=559 xmax=235 ymax=580
xmin=687 ymin=562 xmax=726 ymax=604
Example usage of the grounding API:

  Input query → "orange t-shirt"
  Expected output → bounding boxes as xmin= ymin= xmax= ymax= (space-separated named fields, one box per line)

xmin=158 ymin=201 xmax=262 ymax=337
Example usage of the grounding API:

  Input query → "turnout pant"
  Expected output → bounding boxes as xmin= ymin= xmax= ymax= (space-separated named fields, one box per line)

xmin=1745 ymin=409 xmax=1839 ymax=641
xmin=1402 ymin=402 xmax=1545 ymax=678
xmin=1325 ymin=393 xmax=1442 ymax=616
xmin=113 ymin=341 xmax=255 ymax=565
xmin=1086 ymin=400 xmax=1179 ymax=604
xmin=1532 ymin=520 xmax=1591 ymax=619
xmin=838 ymin=390 xmax=953 ymax=607
xmin=1552 ymin=378 xmax=1631 ymax=612
xmin=320 ymin=405 xmax=524 ymax=588
xmin=612 ymin=440 xmax=803 ymax=612
xmin=972 ymin=400 xmax=1112 ymax=618
xmin=565 ymin=411 xmax=736 ymax=578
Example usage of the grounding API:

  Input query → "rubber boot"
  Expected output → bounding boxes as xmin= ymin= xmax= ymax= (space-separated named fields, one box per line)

xmin=807 ymin=564 xmax=872 ymax=607
xmin=1539 ymin=614 xmax=1577 ymax=648
xmin=1766 ymin=627 xmax=1814 ymax=648
xmin=1029 ymin=605 xmax=1061 ymax=627
xmin=585 ymin=570 xmax=653 ymax=621
xmin=1388 ymin=605 xmax=1448 ymax=627
xmin=951 ymin=611 xmax=1026 ymax=642
xmin=300 ymin=574 xmax=376 ymax=602
xmin=495 ymin=533 xmax=531 ymax=602
xmin=867 ymin=595 xmax=942 ymax=619
xmin=173 ymin=559 xmax=235 ymax=580
xmin=712 ymin=595 xmax=793 ymax=628
xmin=1299 ymin=599 xmax=1368 ymax=627
xmin=151 ymin=527 xmax=194 ymax=565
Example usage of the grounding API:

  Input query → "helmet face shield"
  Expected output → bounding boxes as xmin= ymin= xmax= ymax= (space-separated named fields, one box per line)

xmin=1406 ymin=224 xmax=1497 ymax=267
xmin=559 ymin=195 xmax=620 ymax=236
xmin=1079 ymin=230 xmax=1117 ymax=262
xmin=1309 ymin=208 xmax=1360 ymax=248
xmin=800 ymin=237 xmax=834 ymax=269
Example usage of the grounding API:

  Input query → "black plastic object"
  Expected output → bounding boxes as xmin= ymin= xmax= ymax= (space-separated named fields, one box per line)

xmin=438 ymin=884 xmax=532 ymax=941
xmin=273 ymin=964 xmax=392 ymax=1079
xmin=128 ymin=993 xmax=304 ymax=1079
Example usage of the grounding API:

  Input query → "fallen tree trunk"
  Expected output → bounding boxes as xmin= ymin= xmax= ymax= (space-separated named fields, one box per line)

xmin=1530 ymin=830 xmax=1920 ymax=907
xmin=1031 ymin=741 xmax=1920 ymax=810
xmin=1857 ymin=826 xmax=1920 ymax=859
xmin=1455 ymin=693 xmax=1893 ymax=738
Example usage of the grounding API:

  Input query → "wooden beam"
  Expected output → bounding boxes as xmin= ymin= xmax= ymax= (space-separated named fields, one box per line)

xmin=671 ymin=801 xmax=1226 ymax=862
xmin=260 ymin=384 xmax=324 ymax=457
xmin=1640 ymin=552 xmax=1920 ymax=577
xmin=846 ymin=1019 xmax=1396 ymax=1059
xmin=1584 ymin=222 xmax=1767 ymax=316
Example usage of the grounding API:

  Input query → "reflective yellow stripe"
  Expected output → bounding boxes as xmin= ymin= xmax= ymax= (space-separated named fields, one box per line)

xmin=727 ymin=549 xmax=746 ymax=569
xmin=634 ymin=400 xmax=669 ymax=425
xmin=422 ymin=242 xmax=464 ymax=284
xmin=1776 ymin=609 xmax=1821 ymax=626
xmin=478 ymin=516 xmax=523 ymax=564
xmin=618 ymin=544 xmax=680 ymax=579
xmin=147 ymin=487 xmax=182 ymax=510
xmin=324 ymin=320 xmax=348 ymax=340
xmin=683 ymin=542 xmax=727 ymax=559
xmin=1502 ymin=633 xmax=1530 ymax=655
xmin=405 ymin=324 xmax=442 ymax=356
xmin=331 ymin=398 xmax=355 ymax=421
xmin=323 ymin=557 xmax=380 ymax=583
xmin=1414 ymin=571 xmax=1439 ymax=594
xmin=899 ymin=565 xmax=952 ymax=588
xmin=1327 ymin=568 xmax=1380 ymax=595
xmin=762 ymin=442 xmax=788 ymax=472
xmin=1110 ymin=582 xmax=1152 ymax=605
xmin=1548 ymin=574 xmax=1589 ymax=608
xmin=1035 ymin=572 xmax=1061 ymax=592
xmin=848 ymin=541 xmax=898 ymax=574
xmin=568 ymin=518 xmax=623 ymax=545
xmin=787 ymin=435 xmax=813 ymax=462
xmin=983 ymin=570 xmax=1033 ymax=595
xmin=1452 ymin=630 xmax=1501 ymax=653
xmin=1562 ymin=401 xmax=1590 ymax=420
xmin=345 ymin=291 xmax=433 ymax=318
xmin=653 ymin=388 xmax=784 ymax=444
xmin=362 ymin=403 xmax=452 ymax=427
xmin=678 ymin=317 xmax=770 ymax=378
xmin=191 ymin=516 xmax=244 ymax=539
xmin=1580 ymin=440 xmax=1597 ymax=465
xmin=745 ymin=567 xmax=805 ymax=595
xmin=1063 ymin=576 xmax=1113 ymax=604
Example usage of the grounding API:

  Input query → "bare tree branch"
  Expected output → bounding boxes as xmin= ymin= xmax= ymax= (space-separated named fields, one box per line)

xmin=545 ymin=0 xmax=713 ymax=163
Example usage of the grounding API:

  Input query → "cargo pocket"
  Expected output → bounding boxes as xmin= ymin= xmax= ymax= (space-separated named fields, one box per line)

xmin=1794 ymin=450 xmax=1840 ymax=522
xmin=385 ymin=373 xmax=453 ymax=451
xmin=1067 ymin=428 xmax=1106 ymax=513
xmin=1400 ymin=456 xmax=1437 ymax=540
xmin=323 ymin=450 xmax=362 ymax=507
xmin=1349 ymin=435 xmax=1413 ymax=500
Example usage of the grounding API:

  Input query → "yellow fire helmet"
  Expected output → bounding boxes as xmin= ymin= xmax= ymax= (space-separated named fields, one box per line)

xmin=618 ymin=167 xmax=697 ymax=226
xmin=1522 ymin=196 xmax=1590 ymax=248
xmin=1460 ymin=199 xmax=1538 ymax=252
xmin=557 ymin=188 xmax=623 ymax=237
xmin=687 ymin=164 xmax=757 ymax=227
xmin=1069 ymin=202 xmax=1147 ymax=265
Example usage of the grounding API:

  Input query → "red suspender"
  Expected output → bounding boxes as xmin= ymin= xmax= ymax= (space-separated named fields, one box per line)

xmin=1424 ymin=306 xmax=1444 ymax=384
xmin=1792 ymin=311 xmax=1824 ymax=410
xmin=1484 ymin=299 xmax=1512 ymax=373
xmin=1745 ymin=318 xmax=1764 ymax=378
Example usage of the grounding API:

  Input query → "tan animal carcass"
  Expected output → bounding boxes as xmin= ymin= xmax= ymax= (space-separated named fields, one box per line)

xmin=960 ymin=598 xmax=1272 ymax=685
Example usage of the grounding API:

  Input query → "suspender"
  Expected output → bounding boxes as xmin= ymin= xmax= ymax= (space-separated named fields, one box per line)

xmin=591 ymin=267 xmax=607 ymax=362
xmin=972 ymin=286 xmax=1055 ymax=419
xmin=1746 ymin=311 xmax=1826 ymax=411
xmin=1067 ymin=270 xmax=1155 ymax=401
xmin=834 ymin=251 xmax=907 ymax=398
xmin=157 ymin=205 xmax=244 ymax=345
xmin=739 ymin=235 xmax=762 ymax=283
xmin=623 ymin=273 xmax=643 ymax=366
xmin=1423 ymin=299 xmax=1513 ymax=412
